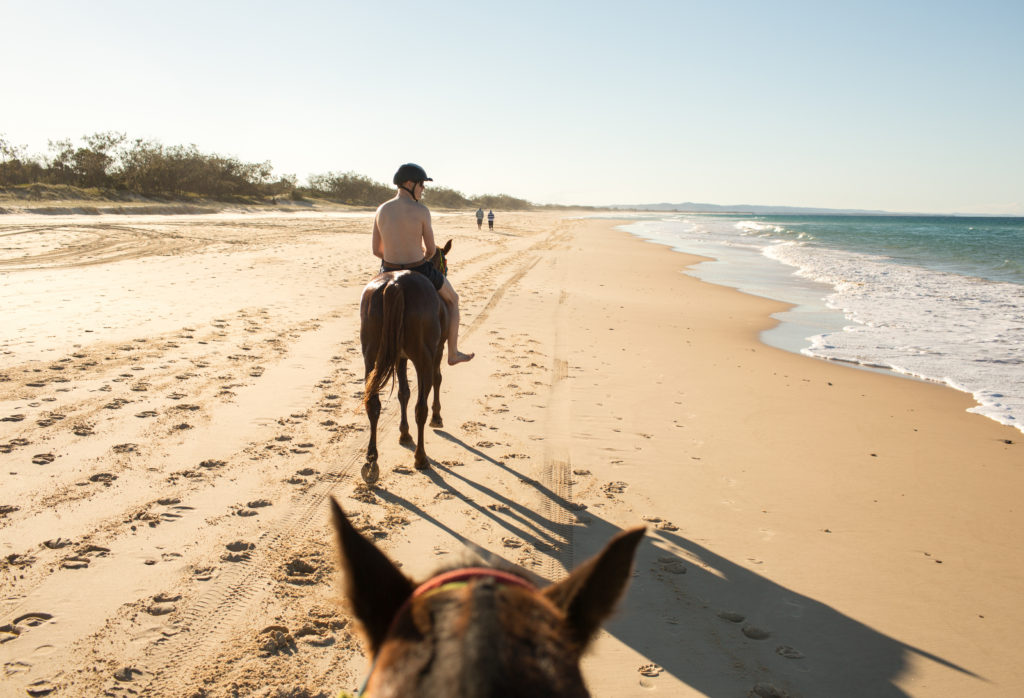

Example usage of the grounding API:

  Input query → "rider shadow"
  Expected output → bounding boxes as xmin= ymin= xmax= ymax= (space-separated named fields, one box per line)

xmin=371 ymin=476 xmax=558 ymax=587
xmin=412 ymin=430 xmax=983 ymax=697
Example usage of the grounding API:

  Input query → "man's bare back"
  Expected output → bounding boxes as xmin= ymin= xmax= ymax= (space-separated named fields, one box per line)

xmin=372 ymin=195 xmax=435 ymax=265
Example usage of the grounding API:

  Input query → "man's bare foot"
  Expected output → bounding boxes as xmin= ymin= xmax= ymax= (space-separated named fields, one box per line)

xmin=448 ymin=351 xmax=474 ymax=366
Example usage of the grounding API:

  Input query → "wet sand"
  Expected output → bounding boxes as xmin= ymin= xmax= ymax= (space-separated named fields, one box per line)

xmin=1 ymin=211 xmax=1021 ymax=697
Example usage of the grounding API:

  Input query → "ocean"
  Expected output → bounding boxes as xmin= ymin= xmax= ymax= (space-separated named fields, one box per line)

xmin=616 ymin=214 xmax=1024 ymax=434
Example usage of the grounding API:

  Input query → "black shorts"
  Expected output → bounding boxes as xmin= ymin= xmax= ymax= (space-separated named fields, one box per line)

xmin=382 ymin=259 xmax=444 ymax=291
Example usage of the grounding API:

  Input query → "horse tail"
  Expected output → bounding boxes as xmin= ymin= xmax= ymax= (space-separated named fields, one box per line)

xmin=364 ymin=280 xmax=404 ymax=406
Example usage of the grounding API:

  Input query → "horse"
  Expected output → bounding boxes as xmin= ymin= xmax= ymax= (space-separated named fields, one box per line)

xmin=360 ymin=241 xmax=452 ymax=484
xmin=330 ymin=497 xmax=645 ymax=697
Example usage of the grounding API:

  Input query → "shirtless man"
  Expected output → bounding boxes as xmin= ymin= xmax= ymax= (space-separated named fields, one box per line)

xmin=372 ymin=163 xmax=474 ymax=365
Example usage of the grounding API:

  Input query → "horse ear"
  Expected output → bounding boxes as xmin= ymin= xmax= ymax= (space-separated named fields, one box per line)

xmin=542 ymin=527 xmax=645 ymax=649
xmin=331 ymin=497 xmax=414 ymax=654
xmin=443 ymin=239 xmax=452 ymax=254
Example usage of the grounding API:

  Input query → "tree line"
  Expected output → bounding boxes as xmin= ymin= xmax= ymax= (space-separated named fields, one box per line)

xmin=0 ymin=132 xmax=534 ymax=210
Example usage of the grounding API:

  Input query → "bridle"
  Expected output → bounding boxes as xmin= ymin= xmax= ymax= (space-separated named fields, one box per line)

xmin=342 ymin=568 xmax=537 ymax=698
xmin=434 ymin=247 xmax=448 ymax=277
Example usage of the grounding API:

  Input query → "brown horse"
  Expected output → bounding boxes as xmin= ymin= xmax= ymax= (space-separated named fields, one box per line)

xmin=331 ymin=497 xmax=645 ymax=697
xmin=360 ymin=241 xmax=452 ymax=484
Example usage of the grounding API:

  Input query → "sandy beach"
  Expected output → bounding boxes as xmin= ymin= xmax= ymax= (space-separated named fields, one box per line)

xmin=1 ymin=210 xmax=1021 ymax=697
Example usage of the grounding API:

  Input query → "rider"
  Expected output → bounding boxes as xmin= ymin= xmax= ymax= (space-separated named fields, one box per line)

xmin=372 ymin=163 xmax=474 ymax=365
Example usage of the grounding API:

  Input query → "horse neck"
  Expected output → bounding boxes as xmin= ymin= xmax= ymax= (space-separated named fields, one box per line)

xmin=374 ymin=579 xmax=590 ymax=697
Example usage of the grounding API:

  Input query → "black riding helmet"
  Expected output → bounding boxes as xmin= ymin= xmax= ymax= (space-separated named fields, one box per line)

xmin=393 ymin=163 xmax=432 ymax=201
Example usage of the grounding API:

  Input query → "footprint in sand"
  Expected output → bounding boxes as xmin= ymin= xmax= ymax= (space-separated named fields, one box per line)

xmin=89 ymin=472 xmax=118 ymax=485
xmin=776 ymin=645 xmax=804 ymax=659
xmin=601 ymin=481 xmax=629 ymax=498
xmin=113 ymin=666 xmax=144 ymax=682
xmin=638 ymin=663 xmax=663 ymax=677
xmin=42 ymin=538 xmax=72 ymax=549
xmin=72 ymin=423 xmax=95 ymax=436
xmin=199 ymin=459 xmax=226 ymax=469
xmin=0 ymin=505 xmax=20 ymax=518
xmin=61 ymin=545 xmax=111 ymax=570
xmin=258 ymin=626 xmax=296 ymax=656
xmin=32 ymin=453 xmax=56 ymax=466
xmin=1 ymin=414 xmax=26 ymax=422
xmin=717 ymin=611 xmax=746 ymax=623
xmin=36 ymin=413 xmax=66 ymax=427
xmin=135 ymin=410 xmax=158 ymax=418
xmin=147 ymin=602 xmax=177 ymax=616
xmin=222 ymin=541 xmax=255 ymax=562
xmin=283 ymin=558 xmax=320 ymax=585
xmin=193 ymin=566 xmax=216 ymax=581
xmin=247 ymin=499 xmax=272 ymax=508
xmin=657 ymin=556 xmax=687 ymax=575
xmin=4 ymin=660 xmax=30 ymax=675
xmin=749 ymin=683 xmax=789 ymax=698
xmin=0 ymin=614 xmax=51 ymax=647
xmin=742 ymin=625 xmax=772 ymax=640
xmin=25 ymin=679 xmax=56 ymax=696
xmin=112 ymin=443 xmax=138 ymax=454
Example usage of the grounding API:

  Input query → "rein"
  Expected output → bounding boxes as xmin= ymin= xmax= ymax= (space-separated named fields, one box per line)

xmin=435 ymin=248 xmax=448 ymax=277
xmin=342 ymin=568 xmax=536 ymax=698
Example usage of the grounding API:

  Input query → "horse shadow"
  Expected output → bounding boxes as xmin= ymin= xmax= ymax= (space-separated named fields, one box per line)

xmin=372 ymin=429 xmax=984 ymax=697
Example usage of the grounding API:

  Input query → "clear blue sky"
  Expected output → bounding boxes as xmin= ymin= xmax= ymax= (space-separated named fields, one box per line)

xmin=3 ymin=0 xmax=1022 ymax=213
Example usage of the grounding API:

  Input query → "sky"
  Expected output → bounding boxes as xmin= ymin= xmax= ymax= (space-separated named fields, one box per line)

xmin=2 ymin=0 xmax=1022 ymax=214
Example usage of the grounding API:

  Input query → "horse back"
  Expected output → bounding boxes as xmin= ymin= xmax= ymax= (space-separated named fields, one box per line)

xmin=361 ymin=271 xmax=445 ymax=354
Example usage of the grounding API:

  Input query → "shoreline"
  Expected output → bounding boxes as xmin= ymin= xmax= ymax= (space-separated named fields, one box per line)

xmin=617 ymin=214 xmax=1024 ymax=435
xmin=0 ymin=211 xmax=1021 ymax=696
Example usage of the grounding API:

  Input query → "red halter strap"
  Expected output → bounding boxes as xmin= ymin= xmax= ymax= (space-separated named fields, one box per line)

xmin=410 ymin=567 xmax=536 ymax=599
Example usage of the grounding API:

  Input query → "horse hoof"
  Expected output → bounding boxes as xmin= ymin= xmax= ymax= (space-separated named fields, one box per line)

xmin=361 ymin=462 xmax=380 ymax=486
xmin=429 ymin=416 xmax=443 ymax=428
xmin=414 ymin=458 xmax=430 ymax=471
xmin=399 ymin=433 xmax=414 ymax=447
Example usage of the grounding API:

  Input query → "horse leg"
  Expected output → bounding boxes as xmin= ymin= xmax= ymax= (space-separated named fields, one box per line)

xmin=429 ymin=340 xmax=444 ymax=428
xmin=412 ymin=353 xmax=432 ymax=470
xmin=363 ymin=381 xmax=381 ymax=485
xmin=397 ymin=358 xmax=414 ymax=446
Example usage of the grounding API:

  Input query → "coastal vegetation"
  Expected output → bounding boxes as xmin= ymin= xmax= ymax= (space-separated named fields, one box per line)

xmin=0 ymin=132 xmax=534 ymax=210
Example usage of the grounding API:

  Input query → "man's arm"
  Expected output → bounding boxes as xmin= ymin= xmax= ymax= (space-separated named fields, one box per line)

xmin=371 ymin=215 xmax=384 ymax=260
xmin=421 ymin=208 xmax=436 ymax=258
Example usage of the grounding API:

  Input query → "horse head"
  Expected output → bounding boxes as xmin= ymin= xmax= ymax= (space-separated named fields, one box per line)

xmin=430 ymin=239 xmax=452 ymax=278
xmin=331 ymin=497 xmax=644 ymax=697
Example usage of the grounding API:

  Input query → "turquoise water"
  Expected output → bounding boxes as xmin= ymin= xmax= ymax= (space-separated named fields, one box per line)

xmin=618 ymin=214 xmax=1024 ymax=434
xmin=738 ymin=215 xmax=1024 ymax=285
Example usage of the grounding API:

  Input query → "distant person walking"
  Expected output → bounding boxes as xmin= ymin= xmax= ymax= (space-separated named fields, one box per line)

xmin=475 ymin=207 xmax=484 ymax=229
xmin=487 ymin=209 xmax=495 ymax=230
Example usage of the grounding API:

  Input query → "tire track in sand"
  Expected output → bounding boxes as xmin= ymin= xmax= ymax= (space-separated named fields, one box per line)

xmin=539 ymin=258 xmax=577 ymax=581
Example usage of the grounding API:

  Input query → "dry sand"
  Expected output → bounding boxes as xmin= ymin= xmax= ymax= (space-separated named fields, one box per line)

xmin=1 ymin=210 xmax=1021 ymax=697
